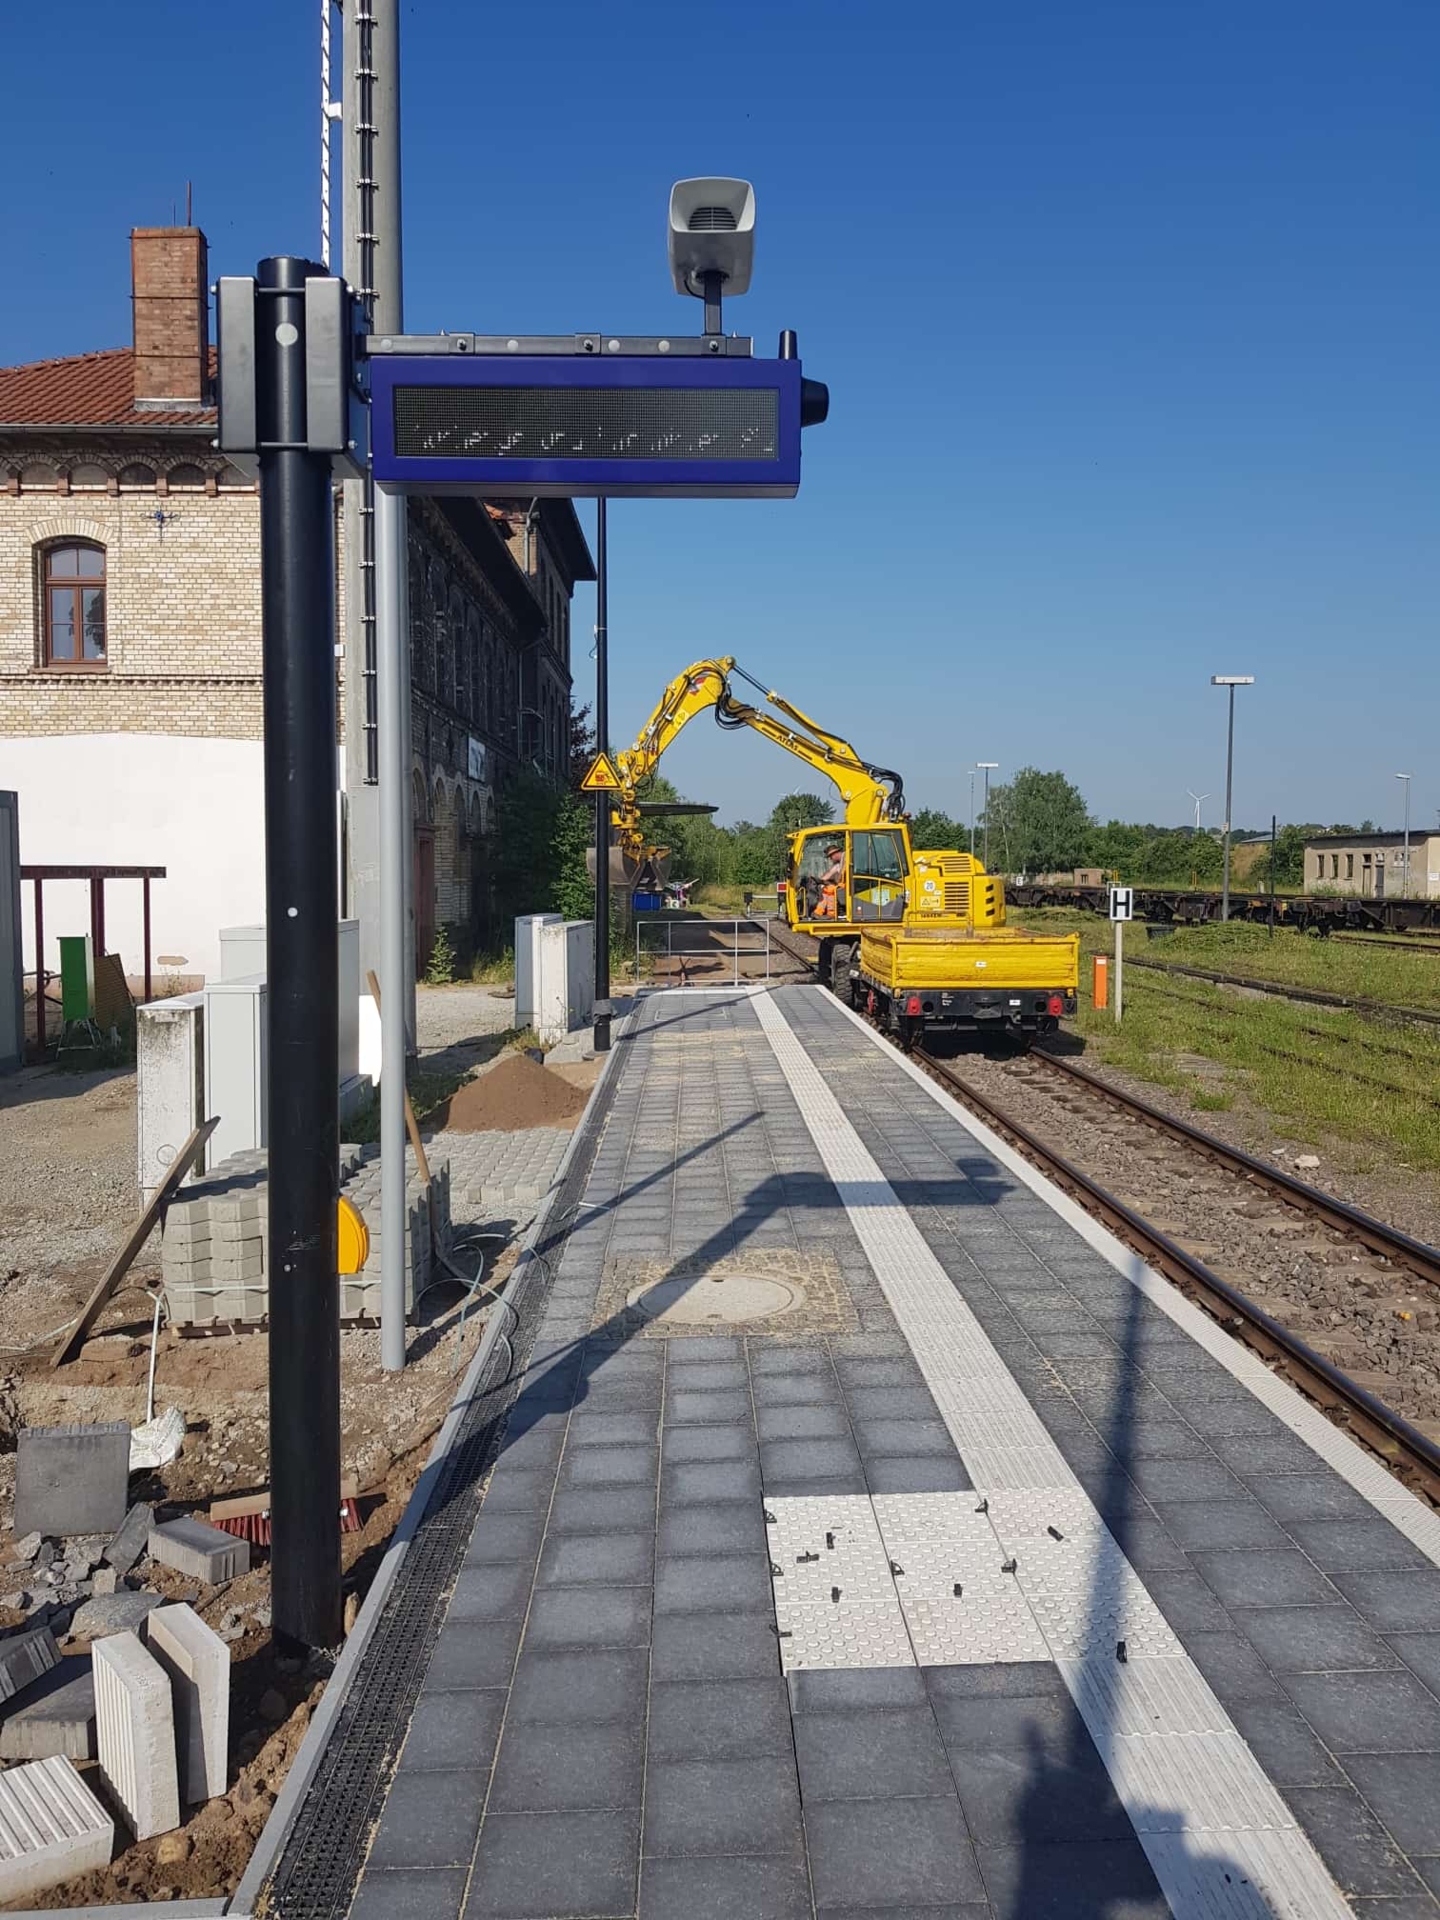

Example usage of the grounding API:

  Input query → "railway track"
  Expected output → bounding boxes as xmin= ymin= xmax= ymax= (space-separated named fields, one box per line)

xmin=1126 ymin=954 xmax=1440 ymax=1029
xmin=755 ymin=916 xmax=1440 ymax=1504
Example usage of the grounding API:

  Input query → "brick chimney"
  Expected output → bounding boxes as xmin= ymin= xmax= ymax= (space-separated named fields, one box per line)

xmin=130 ymin=227 xmax=210 ymax=407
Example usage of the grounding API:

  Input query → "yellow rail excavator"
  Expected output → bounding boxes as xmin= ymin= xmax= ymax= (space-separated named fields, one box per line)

xmin=606 ymin=657 xmax=1079 ymax=1041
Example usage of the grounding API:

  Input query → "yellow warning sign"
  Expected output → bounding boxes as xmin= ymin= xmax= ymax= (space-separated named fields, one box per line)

xmin=581 ymin=752 xmax=622 ymax=792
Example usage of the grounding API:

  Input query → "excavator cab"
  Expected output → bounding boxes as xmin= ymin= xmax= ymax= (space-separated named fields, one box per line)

xmin=786 ymin=826 xmax=909 ymax=931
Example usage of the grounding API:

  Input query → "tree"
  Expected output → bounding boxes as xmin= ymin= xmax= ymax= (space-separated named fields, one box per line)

xmin=909 ymin=807 xmax=964 ymax=852
xmin=981 ymin=768 xmax=1091 ymax=876
xmin=731 ymin=821 xmax=775 ymax=886
xmin=765 ymin=791 xmax=835 ymax=880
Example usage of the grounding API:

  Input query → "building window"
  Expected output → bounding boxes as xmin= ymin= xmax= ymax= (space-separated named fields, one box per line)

xmin=119 ymin=464 xmax=156 ymax=490
xmin=41 ymin=543 xmax=106 ymax=666
xmin=1331 ymin=854 xmax=1340 ymax=879
xmin=68 ymin=464 xmax=109 ymax=491
xmin=1315 ymin=855 xmax=1324 ymax=880
xmin=166 ymin=464 xmax=207 ymax=490
xmin=1346 ymin=854 xmax=1354 ymax=879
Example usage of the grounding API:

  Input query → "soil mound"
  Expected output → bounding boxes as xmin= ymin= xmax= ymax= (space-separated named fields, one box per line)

xmin=439 ymin=1051 xmax=589 ymax=1132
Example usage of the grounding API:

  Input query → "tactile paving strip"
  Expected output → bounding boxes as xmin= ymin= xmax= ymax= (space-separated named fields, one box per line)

xmin=872 ymin=1493 xmax=1050 ymax=1665
xmin=756 ymin=990 xmax=1355 ymax=1920
xmin=765 ymin=1496 xmax=912 ymax=1670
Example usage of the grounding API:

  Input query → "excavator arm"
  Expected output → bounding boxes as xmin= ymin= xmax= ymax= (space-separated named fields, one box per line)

xmin=609 ymin=657 xmax=905 ymax=858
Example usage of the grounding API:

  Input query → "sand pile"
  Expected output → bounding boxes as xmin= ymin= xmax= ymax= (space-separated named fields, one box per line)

xmin=438 ymin=1052 xmax=589 ymax=1132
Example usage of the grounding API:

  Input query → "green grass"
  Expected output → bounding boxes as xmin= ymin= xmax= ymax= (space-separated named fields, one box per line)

xmin=469 ymin=946 xmax=516 ymax=985
xmin=1009 ymin=909 xmax=1440 ymax=1013
xmin=1071 ymin=965 xmax=1440 ymax=1170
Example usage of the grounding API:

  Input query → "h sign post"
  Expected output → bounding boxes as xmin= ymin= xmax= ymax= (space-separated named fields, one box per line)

xmin=1109 ymin=886 xmax=1133 ymax=1023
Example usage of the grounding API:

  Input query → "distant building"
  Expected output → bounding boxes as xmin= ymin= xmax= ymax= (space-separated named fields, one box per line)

xmin=0 ymin=225 xmax=591 ymax=988
xmin=1303 ymin=831 xmax=1440 ymax=900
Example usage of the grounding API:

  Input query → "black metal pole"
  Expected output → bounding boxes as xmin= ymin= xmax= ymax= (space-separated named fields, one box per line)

xmin=593 ymin=497 xmax=611 ymax=1053
xmin=257 ymin=256 xmax=342 ymax=1653
xmin=1269 ymin=813 xmax=1277 ymax=938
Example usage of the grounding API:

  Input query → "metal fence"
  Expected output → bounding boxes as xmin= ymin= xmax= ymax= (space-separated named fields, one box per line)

xmin=634 ymin=915 xmax=772 ymax=987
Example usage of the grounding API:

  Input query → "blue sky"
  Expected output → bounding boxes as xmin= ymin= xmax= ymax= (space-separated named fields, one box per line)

xmin=3 ymin=1 xmax=1435 ymax=834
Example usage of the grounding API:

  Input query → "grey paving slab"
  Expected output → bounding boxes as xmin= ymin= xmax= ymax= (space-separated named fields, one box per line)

xmin=973 ymin=1839 xmax=1171 ymax=1919
xmin=654 ymin=1553 xmax=773 ymax=1615
xmin=793 ymin=1705 xmax=954 ymax=1801
xmin=643 ymin=1754 xmax=804 ymax=1859
xmin=368 ymin=1768 xmax=486 ymax=1870
xmin=638 ymin=1853 xmax=812 ymax=1920
xmin=488 ymin=1717 xmax=644 ymax=1812
xmin=805 ymin=1795 xmax=985 ymax=1910
xmin=1280 ymin=1670 xmax=1440 ymax=1753
xmin=400 ymin=1689 xmax=506 ymax=1773
xmin=1284 ymin=1784 xmax=1424 ymax=1899
xmin=350 ymin=1867 xmax=468 ymax=1920
xmin=465 ymin=1808 xmax=639 ymax=1918
xmin=506 ymin=1649 xmax=649 ymax=1726
xmin=1231 ymin=1604 xmax=1403 ymax=1675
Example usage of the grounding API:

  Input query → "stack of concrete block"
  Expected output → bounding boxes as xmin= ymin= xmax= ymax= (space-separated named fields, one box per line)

xmin=342 ymin=1145 xmax=449 ymax=1317
xmin=0 ymin=1629 xmax=59 ymax=1708
xmin=0 ymin=1755 xmax=113 ymax=1904
xmin=160 ymin=1142 xmax=439 ymax=1326
xmin=161 ymin=1158 xmax=269 ymax=1325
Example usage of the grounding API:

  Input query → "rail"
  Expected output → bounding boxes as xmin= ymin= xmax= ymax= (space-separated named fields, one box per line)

xmin=1124 ymin=955 xmax=1440 ymax=1029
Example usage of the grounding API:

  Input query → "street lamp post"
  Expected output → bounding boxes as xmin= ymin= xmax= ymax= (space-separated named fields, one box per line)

xmin=968 ymin=769 xmax=976 ymax=859
xmin=977 ymin=763 xmax=998 ymax=870
xmin=1210 ymin=677 xmax=1254 ymax=921
xmin=1396 ymin=773 xmax=1412 ymax=897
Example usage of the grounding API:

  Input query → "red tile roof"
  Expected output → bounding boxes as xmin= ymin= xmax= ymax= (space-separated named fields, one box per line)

xmin=0 ymin=348 xmax=215 ymax=428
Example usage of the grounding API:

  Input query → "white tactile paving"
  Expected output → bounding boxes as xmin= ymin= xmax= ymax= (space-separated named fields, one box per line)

xmin=765 ymin=1495 xmax=912 ymax=1671
xmin=871 ymin=1493 xmax=1051 ymax=1664
xmin=754 ymin=989 xmax=1355 ymax=1920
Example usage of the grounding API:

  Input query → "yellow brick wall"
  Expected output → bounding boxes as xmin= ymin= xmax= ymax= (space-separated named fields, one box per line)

xmin=0 ymin=486 xmax=264 ymax=738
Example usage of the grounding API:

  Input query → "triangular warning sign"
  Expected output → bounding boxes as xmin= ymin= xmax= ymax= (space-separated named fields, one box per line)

xmin=581 ymin=752 xmax=622 ymax=792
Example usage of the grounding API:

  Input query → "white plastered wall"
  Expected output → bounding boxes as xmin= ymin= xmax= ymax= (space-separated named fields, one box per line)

xmin=4 ymin=734 xmax=265 ymax=984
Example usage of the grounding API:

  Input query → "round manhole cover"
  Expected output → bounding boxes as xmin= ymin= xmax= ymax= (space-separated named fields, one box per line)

xmin=627 ymin=1271 xmax=805 ymax=1326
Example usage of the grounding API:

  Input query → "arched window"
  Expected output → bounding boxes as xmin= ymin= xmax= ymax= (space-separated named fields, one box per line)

xmin=166 ymin=464 xmax=206 ymax=491
xmin=119 ymin=464 xmax=156 ymax=490
xmin=20 ymin=465 xmax=60 ymax=490
xmin=67 ymin=464 xmax=108 ymax=491
xmin=41 ymin=543 xmax=106 ymax=666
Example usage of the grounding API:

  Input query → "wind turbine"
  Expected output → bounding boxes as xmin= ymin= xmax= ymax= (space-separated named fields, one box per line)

xmin=1187 ymin=791 xmax=1211 ymax=832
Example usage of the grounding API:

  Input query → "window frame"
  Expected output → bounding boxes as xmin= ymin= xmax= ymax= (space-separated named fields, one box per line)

xmin=39 ymin=541 xmax=107 ymax=671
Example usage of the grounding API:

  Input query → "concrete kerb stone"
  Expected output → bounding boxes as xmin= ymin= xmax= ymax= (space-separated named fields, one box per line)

xmin=92 ymin=1631 xmax=180 ymax=1840
xmin=0 ymin=1629 xmax=59 ymax=1706
xmin=0 ymin=1660 xmax=96 ymax=1764
xmin=229 ymin=1004 xmax=634 ymax=1920
xmin=0 ymin=1905 xmax=225 ymax=1919
xmin=145 ymin=1605 xmax=229 ymax=1802
xmin=0 ymin=1756 xmax=113 ymax=1907
xmin=149 ymin=1518 xmax=250 ymax=1586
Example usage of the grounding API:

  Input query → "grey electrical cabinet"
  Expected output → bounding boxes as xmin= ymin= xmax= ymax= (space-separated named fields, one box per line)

xmin=204 ymin=977 xmax=268 ymax=1167
xmin=136 ymin=992 xmax=206 ymax=1206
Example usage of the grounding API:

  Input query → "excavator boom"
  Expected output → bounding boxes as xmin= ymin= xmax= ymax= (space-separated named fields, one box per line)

xmin=609 ymin=657 xmax=904 ymax=857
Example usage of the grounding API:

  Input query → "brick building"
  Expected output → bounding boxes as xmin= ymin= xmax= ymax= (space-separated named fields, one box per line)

xmin=0 ymin=226 xmax=591 ymax=986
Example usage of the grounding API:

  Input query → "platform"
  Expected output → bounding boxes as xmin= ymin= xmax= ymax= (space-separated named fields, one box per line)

xmin=254 ymin=985 xmax=1440 ymax=1920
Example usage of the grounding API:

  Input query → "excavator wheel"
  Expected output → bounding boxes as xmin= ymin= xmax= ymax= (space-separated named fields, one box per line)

xmin=829 ymin=941 xmax=856 ymax=1000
